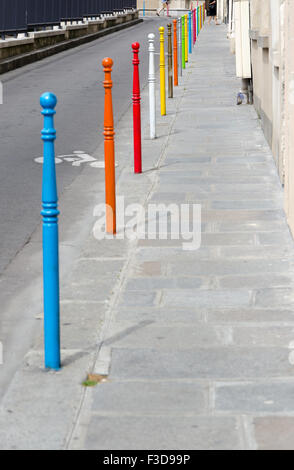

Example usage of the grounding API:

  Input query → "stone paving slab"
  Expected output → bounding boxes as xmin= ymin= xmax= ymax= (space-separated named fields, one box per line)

xmin=138 ymin=232 xmax=256 ymax=246
xmin=253 ymin=417 xmax=294 ymax=450
xmin=114 ymin=306 xmax=205 ymax=323
xmin=109 ymin=347 xmax=294 ymax=380
xmin=218 ymin=273 xmax=294 ymax=289
xmin=104 ymin=323 xmax=232 ymax=349
xmin=215 ymin=381 xmax=294 ymax=414
xmin=162 ymin=289 xmax=252 ymax=309
xmin=91 ymin=381 xmax=209 ymax=415
xmin=206 ymin=308 xmax=294 ymax=324
xmin=83 ymin=416 xmax=243 ymax=450
xmin=0 ymin=351 xmax=92 ymax=450
xmin=125 ymin=276 xmax=205 ymax=290
xmin=168 ymin=259 xmax=293 ymax=277
xmin=228 ymin=325 xmax=294 ymax=347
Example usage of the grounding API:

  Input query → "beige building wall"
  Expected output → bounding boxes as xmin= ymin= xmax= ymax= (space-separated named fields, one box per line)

xmin=234 ymin=0 xmax=251 ymax=78
xmin=137 ymin=1 xmax=194 ymax=10
xmin=226 ymin=0 xmax=294 ymax=238
xmin=137 ymin=0 xmax=159 ymax=10
xmin=228 ymin=0 xmax=283 ymax=178
xmin=137 ymin=1 xmax=204 ymax=12
xmin=248 ymin=0 xmax=285 ymax=180
xmin=283 ymin=0 xmax=294 ymax=234
xmin=248 ymin=0 xmax=273 ymax=148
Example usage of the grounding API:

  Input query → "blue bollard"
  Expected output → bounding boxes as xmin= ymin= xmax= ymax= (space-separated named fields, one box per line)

xmin=189 ymin=11 xmax=192 ymax=54
xmin=143 ymin=0 xmax=145 ymax=16
xmin=40 ymin=92 xmax=61 ymax=370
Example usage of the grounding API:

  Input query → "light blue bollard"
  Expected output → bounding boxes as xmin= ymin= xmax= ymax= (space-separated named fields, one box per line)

xmin=40 ymin=92 xmax=61 ymax=370
xmin=143 ymin=0 xmax=145 ymax=16
xmin=189 ymin=11 xmax=192 ymax=54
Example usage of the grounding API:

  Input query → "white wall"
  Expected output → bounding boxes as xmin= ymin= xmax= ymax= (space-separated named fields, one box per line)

xmin=234 ymin=0 xmax=251 ymax=78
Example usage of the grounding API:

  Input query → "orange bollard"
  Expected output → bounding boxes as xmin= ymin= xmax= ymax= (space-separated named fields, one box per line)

xmin=102 ymin=57 xmax=116 ymax=235
xmin=173 ymin=20 xmax=178 ymax=87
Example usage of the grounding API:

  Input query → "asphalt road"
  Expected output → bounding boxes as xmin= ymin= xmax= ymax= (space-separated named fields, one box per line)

xmin=0 ymin=16 xmax=168 ymax=275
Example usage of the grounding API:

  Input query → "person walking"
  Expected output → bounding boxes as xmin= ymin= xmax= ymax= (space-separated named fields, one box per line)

xmin=206 ymin=0 xmax=217 ymax=24
xmin=156 ymin=0 xmax=170 ymax=16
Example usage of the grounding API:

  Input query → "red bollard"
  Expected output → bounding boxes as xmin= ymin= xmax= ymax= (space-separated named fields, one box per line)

xmin=193 ymin=9 xmax=196 ymax=44
xmin=173 ymin=20 xmax=178 ymax=87
xmin=132 ymin=42 xmax=142 ymax=174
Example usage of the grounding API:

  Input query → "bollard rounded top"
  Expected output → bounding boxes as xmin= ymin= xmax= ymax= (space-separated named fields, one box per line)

xmin=40 ymin=92 xmax=57 ymax=110
xmin=148 ymin=33 xmax=155 ymax=40
xmin=173 ymin=19 xmax=177 ymax=23
xmin=102 ymin=57 xmax=113 ymax=69
xmin=159 ymin=26 xmax=164 ymax=33
xmin=132 ymin=42 xmax=140 ymax=51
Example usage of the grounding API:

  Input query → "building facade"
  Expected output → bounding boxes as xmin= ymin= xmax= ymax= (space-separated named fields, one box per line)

xmin=137 ymin=0 xmax=200 ymax=13
xmin=221 ymin=0 xmax=294 ymax=237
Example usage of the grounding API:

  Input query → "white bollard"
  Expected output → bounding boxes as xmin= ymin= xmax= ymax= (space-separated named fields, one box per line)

xmin=178 ymin=17 xmax=182 ymax=77
xmin=148 ymin=33 xmax=156 ymax=140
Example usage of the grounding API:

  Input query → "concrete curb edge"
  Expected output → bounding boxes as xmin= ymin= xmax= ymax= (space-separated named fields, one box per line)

xmin=0 ymin=18 xmax=143 ymax=75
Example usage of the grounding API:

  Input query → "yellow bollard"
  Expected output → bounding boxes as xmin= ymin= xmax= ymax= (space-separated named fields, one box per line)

xmin=159 ymin=26 xmax=166 ymax=116
xmin=185 ymin=14 xmax=188 ymax=63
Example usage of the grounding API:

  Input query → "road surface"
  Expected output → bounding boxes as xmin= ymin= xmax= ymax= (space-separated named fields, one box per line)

xmin=0 ymin=15 xmax=169 ymax=402
xmin=0 ymin=16 xmax=167 ymax=275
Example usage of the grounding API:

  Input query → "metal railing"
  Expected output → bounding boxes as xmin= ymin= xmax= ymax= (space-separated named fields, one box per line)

xmin=0 ymin=0 xmax=136 ymax=36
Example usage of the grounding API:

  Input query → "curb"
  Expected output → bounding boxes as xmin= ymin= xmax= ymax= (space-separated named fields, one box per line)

xmin=0 ymin=18 xmax=143 ymax=75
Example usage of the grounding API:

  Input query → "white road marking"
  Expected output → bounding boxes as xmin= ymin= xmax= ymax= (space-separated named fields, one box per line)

xmin=34 ymin=156 xmax=63 ymax=164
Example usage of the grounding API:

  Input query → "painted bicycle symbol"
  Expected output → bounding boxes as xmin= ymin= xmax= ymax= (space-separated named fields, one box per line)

xmin=34 ymin=150 xmax=117 ymax=168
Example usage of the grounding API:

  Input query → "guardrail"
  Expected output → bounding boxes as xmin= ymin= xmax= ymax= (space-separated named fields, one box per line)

xmin=0 ymin=0 xmax=136 ymax=37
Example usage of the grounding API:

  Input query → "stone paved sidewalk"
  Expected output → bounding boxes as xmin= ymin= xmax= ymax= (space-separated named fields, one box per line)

xmin=69 ymin=23 xmax=294 ymax=450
